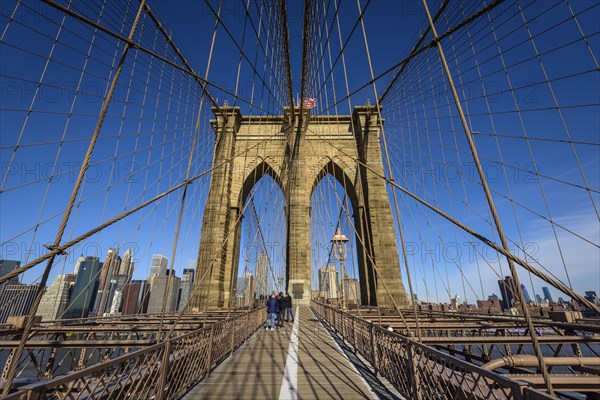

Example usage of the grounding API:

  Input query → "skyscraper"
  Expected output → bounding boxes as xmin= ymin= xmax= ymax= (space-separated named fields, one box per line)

xmin=535 ymin=294 xmax=543 ymax=304
xmin=150 ymin=254 xmax=169 ymax=279
xmin=121 ymin=280 xmax=150 ymax=315
xmin=243 ymin=271 xmax=255 ymax=306
xmin=37 ymin=274 xmax=75 ymax=321
xmin=497 ymin=276 xmax=517 ymax=310
xmin=0 ymin=283 xmax=38 ymax=324
xmin=255 ymin=253 xmax=269 ymax=299
xmin=178 ymin=270 xmax=195 ymax=312
xmin=147 ymin=273 xmax=180 ymax=314
xmin=178 ymin=280 xmax=193 ymax=312
xmin=94 ymin=248 xmax=121 ymax=316
xmin=65 ymin=256 xmax=102 ymax=319
xmin=0 ymin=260 xmax=20 ymax=286
xmin=542 ymin=287 xmax=553 ymax=303
xmin=182 ymin=268 xmax=195 ymax=283
xmin=342 ymin=277 xmax=361 ymax=305
xmin=319 ymin=266 xmax=339 ymax=300
xmin=185 ymin=259 xmax=196 ymax=277
xmin=104 ymin=274 xmax=130 ymax=316
xmin=109 ymin=289 xmax=123 ymax=315
xmin=584 ymin=291 xmax=600 ymax=307
xmin=520 ymin=283 xmax=532 ymax=304
xmin=119 ymin=247 xmax=134 ymax=276
xmin=104 ymin=247 xmax=136 ymax=316
xmin=73 ymin=255 xmax=86 ymax=275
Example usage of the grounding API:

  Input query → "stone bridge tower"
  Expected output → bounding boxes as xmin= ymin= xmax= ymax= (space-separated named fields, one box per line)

xmin=189 ymin=104 xmax=408 ymax=309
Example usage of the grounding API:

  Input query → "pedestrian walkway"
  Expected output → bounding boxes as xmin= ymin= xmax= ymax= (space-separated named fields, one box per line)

xmin=182 ymin=305 xmax=400 ymax=399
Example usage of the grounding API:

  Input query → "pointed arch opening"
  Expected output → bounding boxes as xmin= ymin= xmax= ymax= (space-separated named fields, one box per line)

xmin=309 ymin=159 xmax=371 ymax=306
xmin=231 ymin=160 xmax=286 ymax=308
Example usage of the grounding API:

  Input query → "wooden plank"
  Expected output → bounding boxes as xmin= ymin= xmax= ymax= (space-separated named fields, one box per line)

xmin=296 ymin=306 xmax=377 ymax=399
xmin=183 ymin=306 xmax=379 ymax=400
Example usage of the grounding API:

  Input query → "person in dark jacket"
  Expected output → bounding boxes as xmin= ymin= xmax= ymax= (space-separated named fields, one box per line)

xmin=277 ymin=292 xmax=286 ymax=327
xmin=285 ymin=293 xmax=294 ymax=322
xmin=266 ymin=292 xmax=279 ymax=331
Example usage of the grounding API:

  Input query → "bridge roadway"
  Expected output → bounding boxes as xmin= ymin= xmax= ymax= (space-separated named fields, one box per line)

xmin=182 ymin=305 xmax=402 ymax=400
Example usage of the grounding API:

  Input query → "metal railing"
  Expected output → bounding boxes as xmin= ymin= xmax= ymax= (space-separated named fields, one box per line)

xmin=311 ymin=301 xmax=557 ymax=400
xmin=4 ymin=307 xmax=265 ymax=400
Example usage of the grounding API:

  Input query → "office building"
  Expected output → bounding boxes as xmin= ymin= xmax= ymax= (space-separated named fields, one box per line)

xmin=37 ymin=274 xmax=75 ymax=321
xmin=0 ymin=284 xmax=39 ymax=324
xmin=0 ymin=260 xmax=20 ymax=286
xmin=150 ymin=254 xmax=169 ymax=279
xmin=73 ymin=255 xmax=86 ymax=275
xmin=184 ymin=259 xmax=196 ymax=282
xmin=342 ymin=277 xmax=361 ymax=304
xmin=488 ymin=293 xmax=500 ymax=302
xmin=109 ymin=289 xmax=123 ymax=315
xmin=585 ymin=291 xmax=600 ymax=307
xmin=319 ymin=266 xmax=339 ymax=300
xmin=243 ymin=271 xmax=255 ymax=306
xmin=104 ymin=274 xmax=130 ymax=316
xmin=183 ymin=269 xmax=195 ymax=284
xmin=256 ymin=253 xmax=269 ymax=299
xmin=178 ymin=280 xmax=193 ymax=312
xmin=477 ymin=299 xmax=501 ymax=311
xmin=147 ymin=273 xmax=180 ymax=314
xmin=121 ymin=280 xmax=150 ymax=315
xmin=94 ymin=249 xmax=121 ymax=316
xmin=497 ymin=276 xmax=517 ymax=310
xmin=535 ymin=294 xmax=543 ymax=304
xmin=178 ymin=271 xmax=195 ymax=312
xmin=542 ymin=287 xmax=553 ymax=303
xmin=119 ymin=247 xmax=134 ymax=276
xmin=520 ymin=283 xmax=532 ymax=304
xmin=65 ymin=256 xmax=102 ymax=319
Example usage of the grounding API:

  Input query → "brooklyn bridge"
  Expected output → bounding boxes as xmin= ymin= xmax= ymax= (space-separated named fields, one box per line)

xmin=0 ymin=0 xmax=598 ymax=399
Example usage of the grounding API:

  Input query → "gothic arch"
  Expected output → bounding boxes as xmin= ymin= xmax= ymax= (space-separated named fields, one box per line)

xmin=310 ymin=158 xmax=360 ymax=211
xmin=237 ymin=159 xmax=284 ymax=208
xmin=190 ymin=105 xmax=408 ymax=309
xmin=308 ymin=158 xmax=378 ymax=305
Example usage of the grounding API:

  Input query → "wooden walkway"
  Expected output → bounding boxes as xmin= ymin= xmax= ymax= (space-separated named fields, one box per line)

xmin=182 ymin=305 xmax=401 ymax=400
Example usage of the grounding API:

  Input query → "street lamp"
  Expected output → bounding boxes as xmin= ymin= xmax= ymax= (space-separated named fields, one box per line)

xmin=331 ymin=227 xmax=349 ymax=309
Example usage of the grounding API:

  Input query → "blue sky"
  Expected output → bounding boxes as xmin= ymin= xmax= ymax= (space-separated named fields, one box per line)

xmin=0 ymin=0 xmax=598 ymax=304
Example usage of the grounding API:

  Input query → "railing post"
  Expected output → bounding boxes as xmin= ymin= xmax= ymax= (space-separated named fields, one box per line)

xmin=230 ymin=319 xmax=236 ymax=356
xmin=407 ymin=341 xmax=422 ymax=400
xmin=204 ymin=325 xmax=215 ymax=379
xmin=244 ymin=309 xmax=250 ymax=342
xmin=333 ymin=307 xmax=337 ymax=333
xmin=369 ymin=323 xmax=378 ymax=377
xmin=352 ymin=317 xmax=357 ymax=350
xmin=343 ymin=311 xmax=350 ymax=343
xmin=156 ymin=340 xmax=171 ymax=400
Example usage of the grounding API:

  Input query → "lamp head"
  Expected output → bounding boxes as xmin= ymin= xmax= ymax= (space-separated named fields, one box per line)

xmin=331 ymin=227 xmax=349 ymax=243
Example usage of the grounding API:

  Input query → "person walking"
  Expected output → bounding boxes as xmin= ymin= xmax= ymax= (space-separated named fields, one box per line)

xmin=266 ymin=292 xmax=279 ymax=331
xmin=285 ymin=292 xmax=294 ymax=322
xmin=277 ymin=292 xmax=286 ymax=328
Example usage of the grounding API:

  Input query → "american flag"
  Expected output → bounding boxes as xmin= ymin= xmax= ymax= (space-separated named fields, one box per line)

xmin=302 ymin=97 xmax=317 ymax=109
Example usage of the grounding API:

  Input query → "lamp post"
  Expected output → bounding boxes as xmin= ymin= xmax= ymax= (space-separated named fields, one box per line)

xmin=332 ymin=227 xmax=349 ymax=309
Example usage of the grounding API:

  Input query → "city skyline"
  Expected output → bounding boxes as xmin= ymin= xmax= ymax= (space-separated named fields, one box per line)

xmin=0 ymin=246 xmax=201 ymax=321
xmin=2 ymin=247 xmax=593 ymax=313
xmin=2 ymin=246 xmax=597 ymax=323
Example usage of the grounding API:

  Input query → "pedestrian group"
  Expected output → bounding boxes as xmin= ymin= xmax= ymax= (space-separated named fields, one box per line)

xmin=265 ymin=291 xmax=293 ymax=330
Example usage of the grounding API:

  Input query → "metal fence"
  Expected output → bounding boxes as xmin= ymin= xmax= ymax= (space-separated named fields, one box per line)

xmin=311 ymin=301 xmax=557 ymax=400
xmin=4 ymin=307 xmax=265 ymax=400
